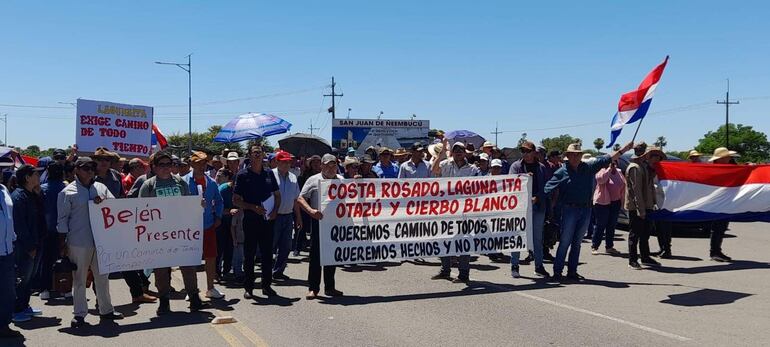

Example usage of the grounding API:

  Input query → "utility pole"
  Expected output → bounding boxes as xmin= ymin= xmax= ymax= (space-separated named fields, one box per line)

xmin=717 ymin=79 xmax=739 ymax=148
xmin=0 ymin=114 xmax=6 ymax=146
xmin=490 ymin=122 xmax=503 ymax=145
xmin=308 ymin=121 xmax=319 ymax=135
xmin=324 ymin=76 xmax=343 ymax=119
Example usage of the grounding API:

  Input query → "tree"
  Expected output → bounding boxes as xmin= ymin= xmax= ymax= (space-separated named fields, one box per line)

xmin=666 ymin=151 xmax=690 ymax=160
xmin=654 ymin=136 xmax=667 ymax=150
xmin=593 ymin=138 xmax=605 ymax=152
xmin=167 ymin=125 xmax=249 ymax=157
xmin=540 ymin=134 xmax=581 ymax=153
xmin=695 ymin=123 xmax=770 ymax=163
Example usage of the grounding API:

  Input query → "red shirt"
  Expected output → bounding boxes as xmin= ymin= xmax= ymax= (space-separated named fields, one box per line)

xmin=122 ymin=174 xmax=137 ymax=195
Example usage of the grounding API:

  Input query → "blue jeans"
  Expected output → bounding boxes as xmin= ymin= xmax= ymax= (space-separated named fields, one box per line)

xmin=1 ymin=253 xmax=15 ymax=328
xmin=15 ymin=250 xmax=41 ymax=313
xmin=272 ymin=214 xmax=294 ymax=275
xmin=232 ymin=244 xmax=244 ymax=276
xmin=592 ymin=200 xmax=621 ymax=249
xmin=511 ymin=207 xmax=546 ymax=269
xmin=553 ymin=206 xmax=591 ymax=275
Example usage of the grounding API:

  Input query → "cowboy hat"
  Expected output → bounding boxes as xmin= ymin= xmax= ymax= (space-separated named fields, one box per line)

xmin=688 ymin=150 xmax=702 ymax=158
xmin=564 ymin=143 xmax=584 ymax=154
xmin=709 ymin=147 xmax=740 ymax=162
xmin=428 ymin=143 xmax=444 ymax=157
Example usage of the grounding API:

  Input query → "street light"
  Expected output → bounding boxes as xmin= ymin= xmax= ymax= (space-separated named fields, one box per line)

xmin=155 ymin=54 xmax=192 ymax=153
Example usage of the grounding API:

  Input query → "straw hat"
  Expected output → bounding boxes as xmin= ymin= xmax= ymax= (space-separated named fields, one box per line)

xmin=394 ymin=148 xmax=409 ymax=157
xmin=482 ymin=141 xmax=495 ymax=149
xmin=708 ymin=147 xmax=740 ymax=162
xmin=564 ymin=143 xmax=584 ymax=154
xmin=688 ymin=150 xmax=702 ymax=158
xmin=581 ymin=153 xmax=593 ymax=161
xmin=643 ymin=146 xmax=665 ymax=158
xmin=428 ymin=143 xmax=444 ymax=157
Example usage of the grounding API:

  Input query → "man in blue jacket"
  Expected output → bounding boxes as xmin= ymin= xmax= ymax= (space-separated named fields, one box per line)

xmin=186 ymin=151 xmax=225 ymax=299
xmin=40 ymin=162 xmax=67 ymax=300
xmin=11 ymin=165 xmax=46 ymax=323
xmin=544 ymin=141 xmax=633 ymax=282
xmin=509 ymin=141 xmax=550 ymax=279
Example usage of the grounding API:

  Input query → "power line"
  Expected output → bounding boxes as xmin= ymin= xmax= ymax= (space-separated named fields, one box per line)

xmin=717 ymin=79 xmax=739 ymax=147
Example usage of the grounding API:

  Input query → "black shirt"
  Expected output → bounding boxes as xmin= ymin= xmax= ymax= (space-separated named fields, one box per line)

xmin=234 ymin=166 xmax=279 ymax=207
xmin=524 ymin=162 xmax=540 ymax=195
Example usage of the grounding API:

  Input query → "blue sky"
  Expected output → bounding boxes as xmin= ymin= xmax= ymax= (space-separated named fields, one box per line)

xmin=1 ymin=1 xmax=769 ymax=152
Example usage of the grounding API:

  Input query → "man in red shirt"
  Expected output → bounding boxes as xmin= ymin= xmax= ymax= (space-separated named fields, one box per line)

xmin=122 ymin=159 xmax=147 ymax=195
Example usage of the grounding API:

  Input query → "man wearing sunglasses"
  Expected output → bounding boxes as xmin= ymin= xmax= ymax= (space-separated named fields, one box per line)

xmin=57 ymin=157 xmax=122 ymax=327
xmin=430 ymin=138 xmax=480 ymax=284
xmin=233 ymin=145 xmax=281 ymax=299
xmin=139 ymin=151 xmax=208 ymax=315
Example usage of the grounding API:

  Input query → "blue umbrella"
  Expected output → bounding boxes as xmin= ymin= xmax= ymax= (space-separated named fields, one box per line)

xmin=445 ymin=130 xmax=485 ymax=149
xmin=213 ymin=113 xmax=292 ymax=143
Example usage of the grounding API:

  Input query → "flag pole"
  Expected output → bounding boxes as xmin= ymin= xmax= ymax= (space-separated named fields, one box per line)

xmin=630 ymin=117 xmax=645 ymax=144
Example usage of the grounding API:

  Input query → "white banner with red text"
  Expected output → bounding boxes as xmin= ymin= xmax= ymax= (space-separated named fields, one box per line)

xmin=76 ymin=98 xmax=154 ymax=157
xmin=319 ymin=175 xmax=532 ymax=266
xmin=88 ymin=195 xmax=204 ymax=274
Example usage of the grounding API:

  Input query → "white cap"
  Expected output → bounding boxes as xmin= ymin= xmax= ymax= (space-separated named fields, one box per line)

xmin=479 ymin=153 xmax=489 ymax=161
xmin=491 ymin=159 xmax=503 ymax=167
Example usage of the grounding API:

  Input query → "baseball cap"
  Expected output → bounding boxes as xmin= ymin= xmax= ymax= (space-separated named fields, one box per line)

xmin=410 ymin=142 xmax=425 ymax=152
xmin=361 ymin=154 xmax=376 ymax=164
xmin=479 ymin=153 xmax=489 ymax=161
xmin=75 ymin=156 xmax=97 ymax=168
xmin=343 ymin=156 xmax=360 ymax=167
xmin=189 ymin=151 xmax=209 ymax=163
xmin=519 ymin=141 xmax=536 ymax=152
xmin=275 ymin=151 xmax=293 ymax=162
xmin=226 ymin=152 xmax=241 ymax=161
xmin=451 ymin=142 xmax=466 ymax=152
xmin=52 ymin=149 xmax=67 ymax=160
xmin=379 ymin=147 xmax=393 ymax=155
xmin=491 ymin=159 xmax=503 ymax=168
xmin=37 ymin=157 xmax=53 ymax=170
xmin=307 ymin=155 xmax=322 ymax=163
xmin=321 ymin=154 xmax=337 ymax=164
xmin=151 ymin=152 xmax=173 ymax=165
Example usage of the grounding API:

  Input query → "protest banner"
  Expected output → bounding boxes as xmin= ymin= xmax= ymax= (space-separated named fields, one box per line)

xmin=88 ymin=195 xmax=204 ymax=274
xmin=76 ymin=98 xmax=154 ymax=157
xmin=318 ymin=175 xmax=532 ymax=266
xmin=332 ymin=118 xmax=430 ymax=157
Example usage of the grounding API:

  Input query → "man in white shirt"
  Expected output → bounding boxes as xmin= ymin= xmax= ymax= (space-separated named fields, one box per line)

xmin=0 ymin=157 xmax=21 ymax=338
xmin=271 ymin=151 xmax=302 ymax=280
xmin=57 ymin=157 xmax=123 ymax=328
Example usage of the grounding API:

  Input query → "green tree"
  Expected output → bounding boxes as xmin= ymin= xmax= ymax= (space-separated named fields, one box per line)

xmin=593 ymin=138 xmax=605 ymax=152
xmin=654 ymin=136 xmax=667 ymax=150
xmin=695 ymin=123 xmax=770 ymax=163
xmin=666 ymin=151 xmax=690 ymax=160
xmin=167 ymin=125 xmax=249 ymax=157
xmin=540 ymin=134 xmax=581 ymax=153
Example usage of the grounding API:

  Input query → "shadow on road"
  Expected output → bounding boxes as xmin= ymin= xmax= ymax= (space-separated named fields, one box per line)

xmin=340 ymin=262 xmax=402 ymax=273
xmin=649 ymin=260 xmax=770 ymax=275
xmin=250 ymin=295 xmax=301 ymax=307
xmin=57 ymin=311 xmax=215 ymax=337
xmin=661 ymin=288 xmax=753 ymax=306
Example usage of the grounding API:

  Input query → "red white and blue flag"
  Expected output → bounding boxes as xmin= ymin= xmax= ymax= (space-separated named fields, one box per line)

xmin=652 ymin=162 xmax=770 ymax=222
xmin=151 ymin=123 xmax=168 ymax=149
xmin=606 ymin=56 xmax=669 ymax=148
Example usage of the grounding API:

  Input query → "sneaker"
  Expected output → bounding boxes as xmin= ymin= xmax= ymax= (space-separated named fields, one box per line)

xmin=520 ymin=254 xmax=533 ymax=265
xmin=243 ymin=290 xmax=254 ymax=299
xmin=452 ymin=276 xmax=470 ymax=284
xmin=566 ymin=272 xmax=585 ymax=281
xmin=11 ymin=313 xmax=30 ymax=323
xmin=510 ymin=266 xmax=520 ymax=279
xmin=273 ymin=273 xmax=290 ymax=281
xmin=70 ymin=316 xmax=85 ymax=328
xmin=534 ymin=267 xmax=550 ymax=278
xmin=22 ymin=307 xmax=42 ymax=316
xmin=641 ymin=258 xmax=661 ymax=266
xmin=711 ymin=252 xmax=732 ymax=262
xmin=0 ymin=326 xmax=23 ymax=338
xmin=40 ymin=290 xmax=51 ymax=300
xmin=550 ymin=273 xmax=563 ymax=282
xmin=324 ymin=288 xmax=344 ymax=297
xmin=262 ymin=287 xmax=277 ymax=297
xmin=430 ymin=272 xmax=452 ymax=280
xmin=591 ymin=248 xmax=600 ymax=255
xmin=189 ymin=295 xmax=210 ymax=312
xmin=206 ymin=288 xmax=225 ymax=299
xmin=605 ymin=247 xmax=621 ymax=255
xmin=99 ymin=312 xmax=124 ymax=320
xmin=628 ymin=261 xmax=642 ymax=270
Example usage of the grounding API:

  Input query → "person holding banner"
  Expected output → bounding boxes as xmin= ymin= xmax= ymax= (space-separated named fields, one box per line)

xmin=706 ymin=147 xmax=740 ymax=262
xmin=509 ymin=141 xmax=550 ymax=279
xmin=185 ymin=151 xmax=225 ymax=299
xmin=544 ymin=141 xmax=633 ymax=282
xmin=233 ymin=145 xmax=281 ymax=299
xmin=430 ymin=140 xmax=480 ymax=283
xmin=297 ymin=154 xmax=344 ymax=299
xmin=138 ymin=152 xmax=208 ymax=315
xmin=398 ymin=143 xmax=431 ymax=179
xmin=57 ymin=157 xmax=123 ymax=327
xmin=373 ymin=148 xmax=399 ymax=178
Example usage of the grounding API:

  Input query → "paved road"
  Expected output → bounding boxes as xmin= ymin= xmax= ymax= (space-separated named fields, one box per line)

xmin=8 ymin=222 xmax=770 ymax=346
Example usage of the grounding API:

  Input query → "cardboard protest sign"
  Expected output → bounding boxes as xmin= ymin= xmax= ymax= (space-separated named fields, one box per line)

xmin=319 ymin=175 xmax=532 ymax=266
xmin=88 ymin=195 xmax=203 ymax=274
xmin=76 ymin=98 xmax=153 ymax=157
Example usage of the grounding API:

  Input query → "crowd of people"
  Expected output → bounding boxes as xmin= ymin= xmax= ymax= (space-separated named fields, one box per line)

xmin=0 ymin=136 xmax=743 ymax=339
